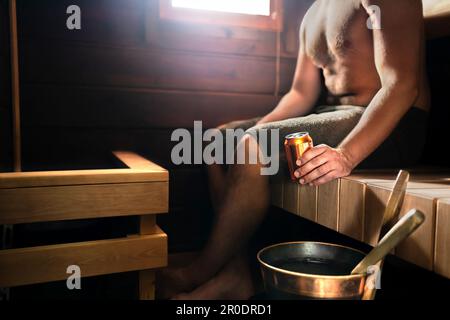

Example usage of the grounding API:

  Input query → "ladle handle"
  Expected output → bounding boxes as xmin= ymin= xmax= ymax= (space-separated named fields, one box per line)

xmin=351 ymin=209 xmax=425 ymax=275
xmin=379 ymin=170 xmax=409 ymax=239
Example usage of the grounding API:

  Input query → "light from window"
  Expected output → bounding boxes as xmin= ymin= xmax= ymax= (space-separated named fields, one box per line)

xmin=171 ymin=0 xmax=271 ymax=16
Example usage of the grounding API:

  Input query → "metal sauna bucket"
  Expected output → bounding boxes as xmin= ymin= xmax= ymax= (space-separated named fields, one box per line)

xmin=257 ymin=242 xmax=371 ymax=300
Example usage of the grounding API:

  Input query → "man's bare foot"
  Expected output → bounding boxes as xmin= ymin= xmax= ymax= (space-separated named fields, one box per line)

xmin=173 ymin=257 xmax=254 ymax=300
xmin=157 ymin=267 xmax=197 ymax=300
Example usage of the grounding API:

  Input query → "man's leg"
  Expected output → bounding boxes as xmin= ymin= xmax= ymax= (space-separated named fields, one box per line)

xmin=207 ymin=118 xmax=262 ymax=210
xmin=207 ymin=163 xmax=226 ymax=211
xmin=160 ymin=134 xmax=270 ymax=298
xmin=181 ymin=135 xmax=270 ymax=285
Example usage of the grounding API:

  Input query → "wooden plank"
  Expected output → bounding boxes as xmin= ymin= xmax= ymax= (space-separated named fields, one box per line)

xmin=138 ymin=166 xmax=163 ymax=300
xmin=9 ymin=0 xmax=21 ymax=171
xmin=435 ymin=198 xmax=450 ymax=279
xmin=0 ymin=182 xmax=169 ymax=224
xmin=407 ymin=188 xmax=450 ymax=199
xmin=282 ymin=180 xmax=299 ymax=215
xmin=317 ymin=179 xmax=339 ymax=231
xmin=394 ymin=190 xmax=439 ymax=270
xmin=22 ymin=41 xmax=296 ymax=95
xmin=139 ymin=215 xmax=158 ymax=235
xmin=368 ymin=181 xmax=450 ymax=189
xmin=364 ymin=186 xmax=391 ymax=246
xmin=21 ymin=85 xmax=279 ymax=129
xmin=339 ymin=178 xmax=365 ymax=241
xmin=347 ymin=172 xmax=450 ymax=184
xmin=0 ymin=230 xmax=167 ymax=287
xmin=149 ymin=19 xmax=294 ymax=58
xmin=138 ymin=210 xmax=159 ymax=300
xmin=139 ymin=269 xmax=156 ymax=300
xmin=113 ymin=151 xmax=167 ymax=171
xmin=0 ymin=168 xmax=168 ymax=189
xmin=108 ymin=152 xmax=166 ymax=299
xmin=299 ymin=185 xmax=317 ymax=222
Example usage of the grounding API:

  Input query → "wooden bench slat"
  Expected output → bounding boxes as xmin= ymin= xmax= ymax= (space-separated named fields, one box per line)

xmin=368 ymin=181 xmax=450 ymax=189
xmin=338 ymin=179 xmax=365 ymax=241
xmin=299 ymin=185 xmax=317 ymax=222
xmin=0 ymin=230 xmax=167 ymax=287
xmin=346 ymin=173 xmax=450 ymax=184
xmin=435 ymin=198 xmax=450 ymax=279
xmin=317 ymin=179 xmax=340 ymax=231
xmin=364 ymin=185 xmax=391 ymax=246
xmin=395 ymin=191 xmax=438 ymax=270
xmin=0 ymin=182 xmax=168 ymax=224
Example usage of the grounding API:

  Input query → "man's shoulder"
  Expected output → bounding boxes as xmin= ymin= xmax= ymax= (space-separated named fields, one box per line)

xmin=300 ymin=1 xmax=321 ymax=32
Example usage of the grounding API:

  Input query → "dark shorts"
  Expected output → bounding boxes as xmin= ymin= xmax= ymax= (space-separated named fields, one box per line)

xmin=358 ymin=107 xmax=428 ymax=169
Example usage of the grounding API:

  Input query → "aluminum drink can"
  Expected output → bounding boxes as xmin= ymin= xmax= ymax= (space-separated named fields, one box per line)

xmin=284 ymin=132 xmax=314 ymax=181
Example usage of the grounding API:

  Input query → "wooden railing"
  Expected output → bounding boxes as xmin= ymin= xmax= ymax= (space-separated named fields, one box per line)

xmin=0 ymin=151 xmax=169 ymax=299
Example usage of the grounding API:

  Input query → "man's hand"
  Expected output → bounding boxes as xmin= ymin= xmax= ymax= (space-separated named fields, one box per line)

xmin=294 ymin=145 xmax=355 ymax=186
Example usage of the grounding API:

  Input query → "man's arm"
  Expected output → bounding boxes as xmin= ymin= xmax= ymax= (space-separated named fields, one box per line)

xmin=296 ymin=0 xmax=423 ymax=185
xmin=258 ymin=20 xmax=321 ymax=124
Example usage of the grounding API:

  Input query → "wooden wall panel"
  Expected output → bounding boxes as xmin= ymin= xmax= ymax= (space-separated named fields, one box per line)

xmin=21 ymin=41 xmax=295 ymax=95
xmin=18 ymin=0 xmax=146 ymax=46
xmin=21 ymin=86 xmax=279 ymax=129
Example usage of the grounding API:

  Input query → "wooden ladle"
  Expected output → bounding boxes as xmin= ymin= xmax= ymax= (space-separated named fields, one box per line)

xmin=351 ymin=209 xmax=425 ymax=275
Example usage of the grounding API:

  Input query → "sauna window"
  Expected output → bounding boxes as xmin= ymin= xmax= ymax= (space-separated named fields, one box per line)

xmin=159 ymin=0 xmax=283 ymax=31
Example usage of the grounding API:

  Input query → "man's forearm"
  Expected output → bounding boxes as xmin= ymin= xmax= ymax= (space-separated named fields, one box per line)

xmin=257 ymin=90 xmax=316 ymax=125
xmin=338 ymin=84 xmax=419 ymax=168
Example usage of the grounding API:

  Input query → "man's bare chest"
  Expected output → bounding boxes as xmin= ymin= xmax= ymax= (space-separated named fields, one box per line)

xmin=303 ymin=0 xmax=372 ymax=67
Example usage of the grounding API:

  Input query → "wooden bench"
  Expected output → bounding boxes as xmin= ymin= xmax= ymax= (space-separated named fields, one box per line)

xmin=0 ymin=151 xmax=168 ymax=299
xmin=270 ymin=170 xmax=450 ymax=279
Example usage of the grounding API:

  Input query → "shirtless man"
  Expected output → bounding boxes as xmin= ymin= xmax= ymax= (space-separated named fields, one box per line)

xmin=162 ymin=0 xmax=430 ymax=299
